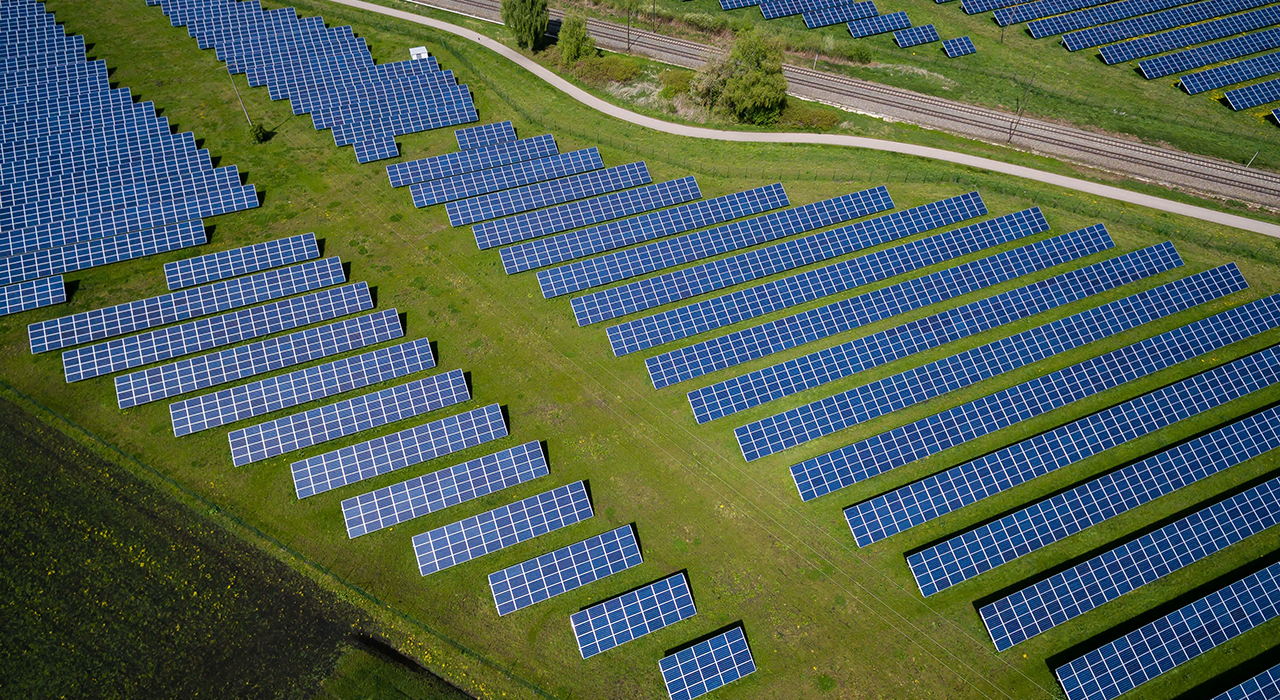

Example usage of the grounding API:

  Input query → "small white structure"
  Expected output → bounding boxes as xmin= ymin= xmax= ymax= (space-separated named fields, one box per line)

xmin=409 ymin=46 xmax=430 ymax=60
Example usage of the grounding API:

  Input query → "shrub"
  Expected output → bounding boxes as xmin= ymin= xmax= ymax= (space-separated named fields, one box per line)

xmin=660 ymin=69 xmax=693 ymax=98
xmin=683 ymin=13 xmax=727 ymax=32
xmin=249 ymin=123 xmax=270 ymax=143
xmin=558 ymin=10 xmax=596 ymax=66
xmin=574 ymin=54 xmax=642 ymax=85
xmin=844 ymin=43 xmax=873 ymax=64
xmin=777 ymin=101 xmax=840 ymax=131
xmin=500 ymin=0 xmax=549 ymax=49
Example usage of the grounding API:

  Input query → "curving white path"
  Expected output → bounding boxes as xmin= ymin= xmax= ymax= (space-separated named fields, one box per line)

xmin=327 ymin=0 xmax=1280 ymax=237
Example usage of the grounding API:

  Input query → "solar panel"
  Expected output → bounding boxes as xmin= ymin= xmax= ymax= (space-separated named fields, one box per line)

xmin=1227 ymin=76 xmax=1280 ymax=109
xmin=1055 ymin=562 xmax=1280 ymax=700
xmin=171 ymin=337 xmax=434 ymax=436
xmin=500 ymin=184 xmax=788 ymax=274
xmin=720 ymin=0 xmax=761 ymax=8
xmin=489 ymin=525 xmax=643 ymax=616
xmin=943 ymin=36 xmax=976 ymax=57
xmin=447 ymin=162 xmax=652 ymax=227
xmin=413 ymin=481 xmax=593 ymax=576
xmin=692 ymin=237 xmax=1170 ymax=426
xmin=229 ymin=368 xmax=469 ymax=467
xmin=659 ymin=627 xmax=756 ymax=700
xmin=619 ymin=207 xmax=1052 ymax=361
xmin=569 ymin=191 xmax=984 ymax=326
xmin=387 ymin=133 xmax=558 ymax=188
xmin=293 ymin=402 xmax=508 ymax=498
xmin=895 ymin=24 xmax=940 ymax=48
xmin=848 ymin=343 xmax=1280 ymax=544
xmin=1105 ymin=6 xmax=1280 ymax=65
xmin=983 ymin=473 xmax=1280 ymax=651
xmin=1212 ymin=663 xmax=1280 ymax=700
xmin=1275 ymin=107 xmax=1280 ymax=124
xmin=572 ymin=573 xmax=698 ymax=659
xmin=846 ymin=12 xmax=912 ymax=37
xmin=474 ymin=177 xmax=701 ymax=250
xmin=455 ymin=121 xmax=516 ymax=150
xmin=1029 ymin=0 xmax=1193 ymax=38
xmin=29 ymin=256 xmax=345 ymax=354
xmin=342 ymin=441 xmax=547 ymax=537
xmin=909 ymin=401 xmax=1280 ymax=597
xmin=997 ymin=0 xmax=1125 ymax=27
xmin=801 ymin=1 xmax=880 ymax=28
xmin=760 ymin=0 xmax=875 ymax=20
xmin=748 ymin=263 xmax=1245 ymax=463
xmin=1061 ymin=0 xmax=1273 ymax=51
xmin=164 ymin=233 xmax=318 ymax=290
xmin=115 ymin=309 xmax=402 ymax=409
xmin=0 ymin=275 xmax=64 ymax=316
xmin=409 ymin=148 xmax=604 ymax=208
xmin=962 ymin=0 xmax=1036 ymax=14
xmin=1182 ymin=52 xmax=1280 ymax=94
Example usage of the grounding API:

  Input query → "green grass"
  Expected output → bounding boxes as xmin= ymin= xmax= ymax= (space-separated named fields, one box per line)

xmin=5 ymin=0 xmax=1280 ymax=698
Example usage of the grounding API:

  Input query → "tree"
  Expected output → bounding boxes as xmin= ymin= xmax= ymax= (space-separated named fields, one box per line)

xmin=690 ymin=29 xmax=787 ymax=125
xmin=501 ymin=0 xmax=549 ymax=50
xmin=557 ymin=10 xmax=595 ymax=66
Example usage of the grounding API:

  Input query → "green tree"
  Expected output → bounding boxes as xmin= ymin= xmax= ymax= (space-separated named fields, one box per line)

xmin=690 ymin=29 xmax=787 ymax=125
xmin=501 ymin=0 xmax=549 ymax=50
xmin=557 ymin=10 xmax=595 ymax=66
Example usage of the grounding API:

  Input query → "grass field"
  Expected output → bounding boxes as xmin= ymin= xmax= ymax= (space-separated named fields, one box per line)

xmin=4 ymin=0 xmax=1280 ymax=698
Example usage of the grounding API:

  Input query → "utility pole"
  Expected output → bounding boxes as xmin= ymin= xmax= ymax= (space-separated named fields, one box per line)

xmin=220 ymin=65 xmax=251 ymax=126
xmin=1008 ymin=69 xmax=1038 ymax=144
xmin=1247 ymin=151 xmax=1259 ymax=168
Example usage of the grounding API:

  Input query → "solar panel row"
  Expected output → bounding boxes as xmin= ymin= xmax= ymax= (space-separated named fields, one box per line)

xmin=342 ymin=441 xmax=547 ymax=537
xmin=895 ymin=24 xmax=940 ymax=48
xmin=572 ymin=572 xmax=698 ymax=658
xmin=943 ymin=36 xmax=977 ymax=57
xmin=570 ymin=192 xmax=985 ymax=326
xmin=409 ymin=148 xmax=604 ymax=208
xmin=1028 ymin=0 xmax=1194 ymax=37
xmin=1213 ymin=663 xmax=1280 ymax=700
xmin=720 ymin=0 xmax=762 ymax=8
xmin=845 ymin=12 xmax=912 ymax=37
xmin=489 ymin=525 xmax=643 ymax=615
xmin=447 ymin=161 xmax=652 ymax=227
xmin=909 ymin=399 xmax=1280 ymax=597
xmin=1061 ymin=0 xmax=1273 ymax=51
xmin=760 ymin=0 xmax=875 ymax=20
xmin=1104 ymin=6 xmax=1280 ymax=65
xmin=0 ymin=275 xmax=64 ymax=316
xmin=995 ymin=0 xmax=1124 ymax=27
xmin=801 ymin=1 xmax=880 ymax=28
xmin=164 ymin=232 xmax=318 ymax=290
xmin=660 ymin=627 xmax=756 ymax=700
xmin=962 ymin=0 xmax=1032 ymax=15
xmin=1226 ymin=77 xmax=1280 ymax=109
xmin=455 ymin=121 xmax=516 ymax=151
xmin=388 ymin=133 xmax=557 ymax=188
xmin=1182 ymin=52 xmax=1280 ymax=94
xmin=848 ymin=343 xmax=1280 ymax=545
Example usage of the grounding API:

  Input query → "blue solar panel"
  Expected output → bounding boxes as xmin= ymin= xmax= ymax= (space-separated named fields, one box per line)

xmin=846 ymin=12 xmax=912 ymax=37
xmin=660 ymin=627 xmax=756 ymax=700
xmin=502 ymin=183 xmax=788 ymax=275
xmin=0 ymin=275 xmax=64 ymax=317
xmin=409 ymin=148 xmax=603 ymax=208
xmin=1056 ymin=562 xmax=1280 ymax=700
xmin=721 ymin=0 xmax=762 ymax=9
xmin=1212 ymin=663 xmax=1280 ymax=700
xmin=29 ymin=256 xmax=345 ymax=354
xmin=849 ymin=343 xmax=1280 ymax=544
xmin=489 ymin=525 xmax=643 ymax=616
xmin=455 ymin=121 xmax=516 ymax=150
xmin=761 ymin=0 xmax=876 ymax=20
xmin=171 ymin=337 xmax=434 ymax=436
xmin=228 ymin=368 xmax=469 ymax=467
xmin=895 ymin=24 xmax=940 ymax=48
xmin=293 ymin=402 xmax=508 ymax=498
xmin=447 ymin=162 xmax=652 ymax=227
xmin=909 ymin=392 xmax=1280 ymax=598
xmin=1141 ymin=26 xmax=1280 ymax=79
xmin=115 ymin=308 xmax=402 ymax=409
xmin=163 ymin=233 xmax=318 ymax=290
xmin=943 ymin=36 xmax=976 ymax=57
xmin=692 ymin=237 xmax=1169 ymax=426
xmin=1227 ymin=76 xmax=1280 ymax=109
xmin=1182 ymin=52 xmax=1280 ymax=93
xmin=413 ymin=480 xmax=593 ymax=576
xmin=619 ymin=207 xmax=1050 ymax=361
xmin=572 ymin=573 xmax=698 ymax=659
xmin=342 ymin=441 xmax=547 ymax=537
xmin=1274 ymin=107 xmax=1280 ymax=123
xmin=1061 ymin=0 xmax=1273 ymax=51
xmin=996 ymin=0 xmax=1122 ymax=27
xmin=751 ymin=263 xmax=1245 ymax=463
xmin=386 ymin=134 xmax=558 ymax=188
xmin=474 ymin=177 xmax=701 ymax=250
xmin=983 ymin=473 xmax=1280 ymax=651
xmin=801 ymin=1 xmax=880 ymax=27
xmin=1105 ymin=7 xmax=1280 ymax=65
xmin=1029 ymin=0 xmax=1192 ymax=37
xmin=62 ymin=282 xmax=374 ymax=383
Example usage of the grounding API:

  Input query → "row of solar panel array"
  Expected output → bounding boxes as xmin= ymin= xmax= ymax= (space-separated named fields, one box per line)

xmin=0 ymin=0 xmax=259 ymax=318
xmin=711 ymin=0 xmax=978 ymax=55
xmin=145 ymin=0 xmax=478 ymax=162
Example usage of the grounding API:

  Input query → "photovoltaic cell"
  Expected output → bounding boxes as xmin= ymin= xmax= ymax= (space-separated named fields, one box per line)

xmin=1055 ymin=562 xmax=1280 ymax=700
xmin=1211 ymin=664 xmax=1280 ymax=700
xmin=1060 ymin=0 xmax=1274 ymax=51
xmin=802 ymin=1 xmax=880 ymax=28
xmin=1140 ymin=26 xmax=1280 ymax=79
xmin=489 ymin=525 xmax=643 ymax=615
xmin=228 ymin=368 xmax=469 ymax=467
xmin=845 ymin=12 xmax=912 ymax=37
xmin=293 ymin=403 xmax=508 ymax=498
xmin=621 ymin=207 xmax=1051 ymax=362
xmin=570 ymin=192 xmax=984 ymax=326
xmin=894 ymin=24 xmax=940 ymax=48
xmin=447 ymin=162 xmax=652 ymax=227
xmin=753 ymin=263 xmax=1246 ymax=464
xmin=501 ymin=183 xmax=788 ymax=275
xmin=0 ymin=275 xmax=64 ymax=316
xmin=571 ymin=573 xmax=698 ymax=659
xmin=760 ymin=0 xmax=875 ymax=20
xmin=455 ymin=121 xmax=516 ymax=151
xmin=115 ymin=309 xmax=403 ymax=409
xmin=909 ymin=402 xmax=1280 ymax=597
xmin=1029 ymin=0 xmax=1194 ymax=38
xmin=473 ymin=177 xmax=701 ymax=250
xmin=943 ymin=36 xmax=976 ymax=57
xmin=413 ymin=481 xmax=593 ymax=576
xmin=660 ymin=627 xmax=756 ymax=700
xmin=1105 ymin=7 xmax=1280 ymax=66
xmin=1182 ymin=52 xmax=1280 ymax=94
xmin=1227 ymin=76 xmax=1280 ymax=110
xmin=998 ymin=0 xmax=1131 ymax=27
xmin=982 ymin=474 xmax=1280 ymax=651
xmin=164 ymin=232 xmax=318 ymax=290
xmin=170 ymin=337 xmax=435 ymax=436
xmin=342 ymin=441 xmax=547 ymax=537
xmin=538 ymin=187 xmax=895 ymax=299
xmin=410 ymin=148 xmax=603 ymax=208
xmin=720 ymin=0 xmax=761 ymax=8
xmin=849 ymin=344 xmax=1280 ymax=544
xmin=387 ymin=133 xmax=558 ymax=188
